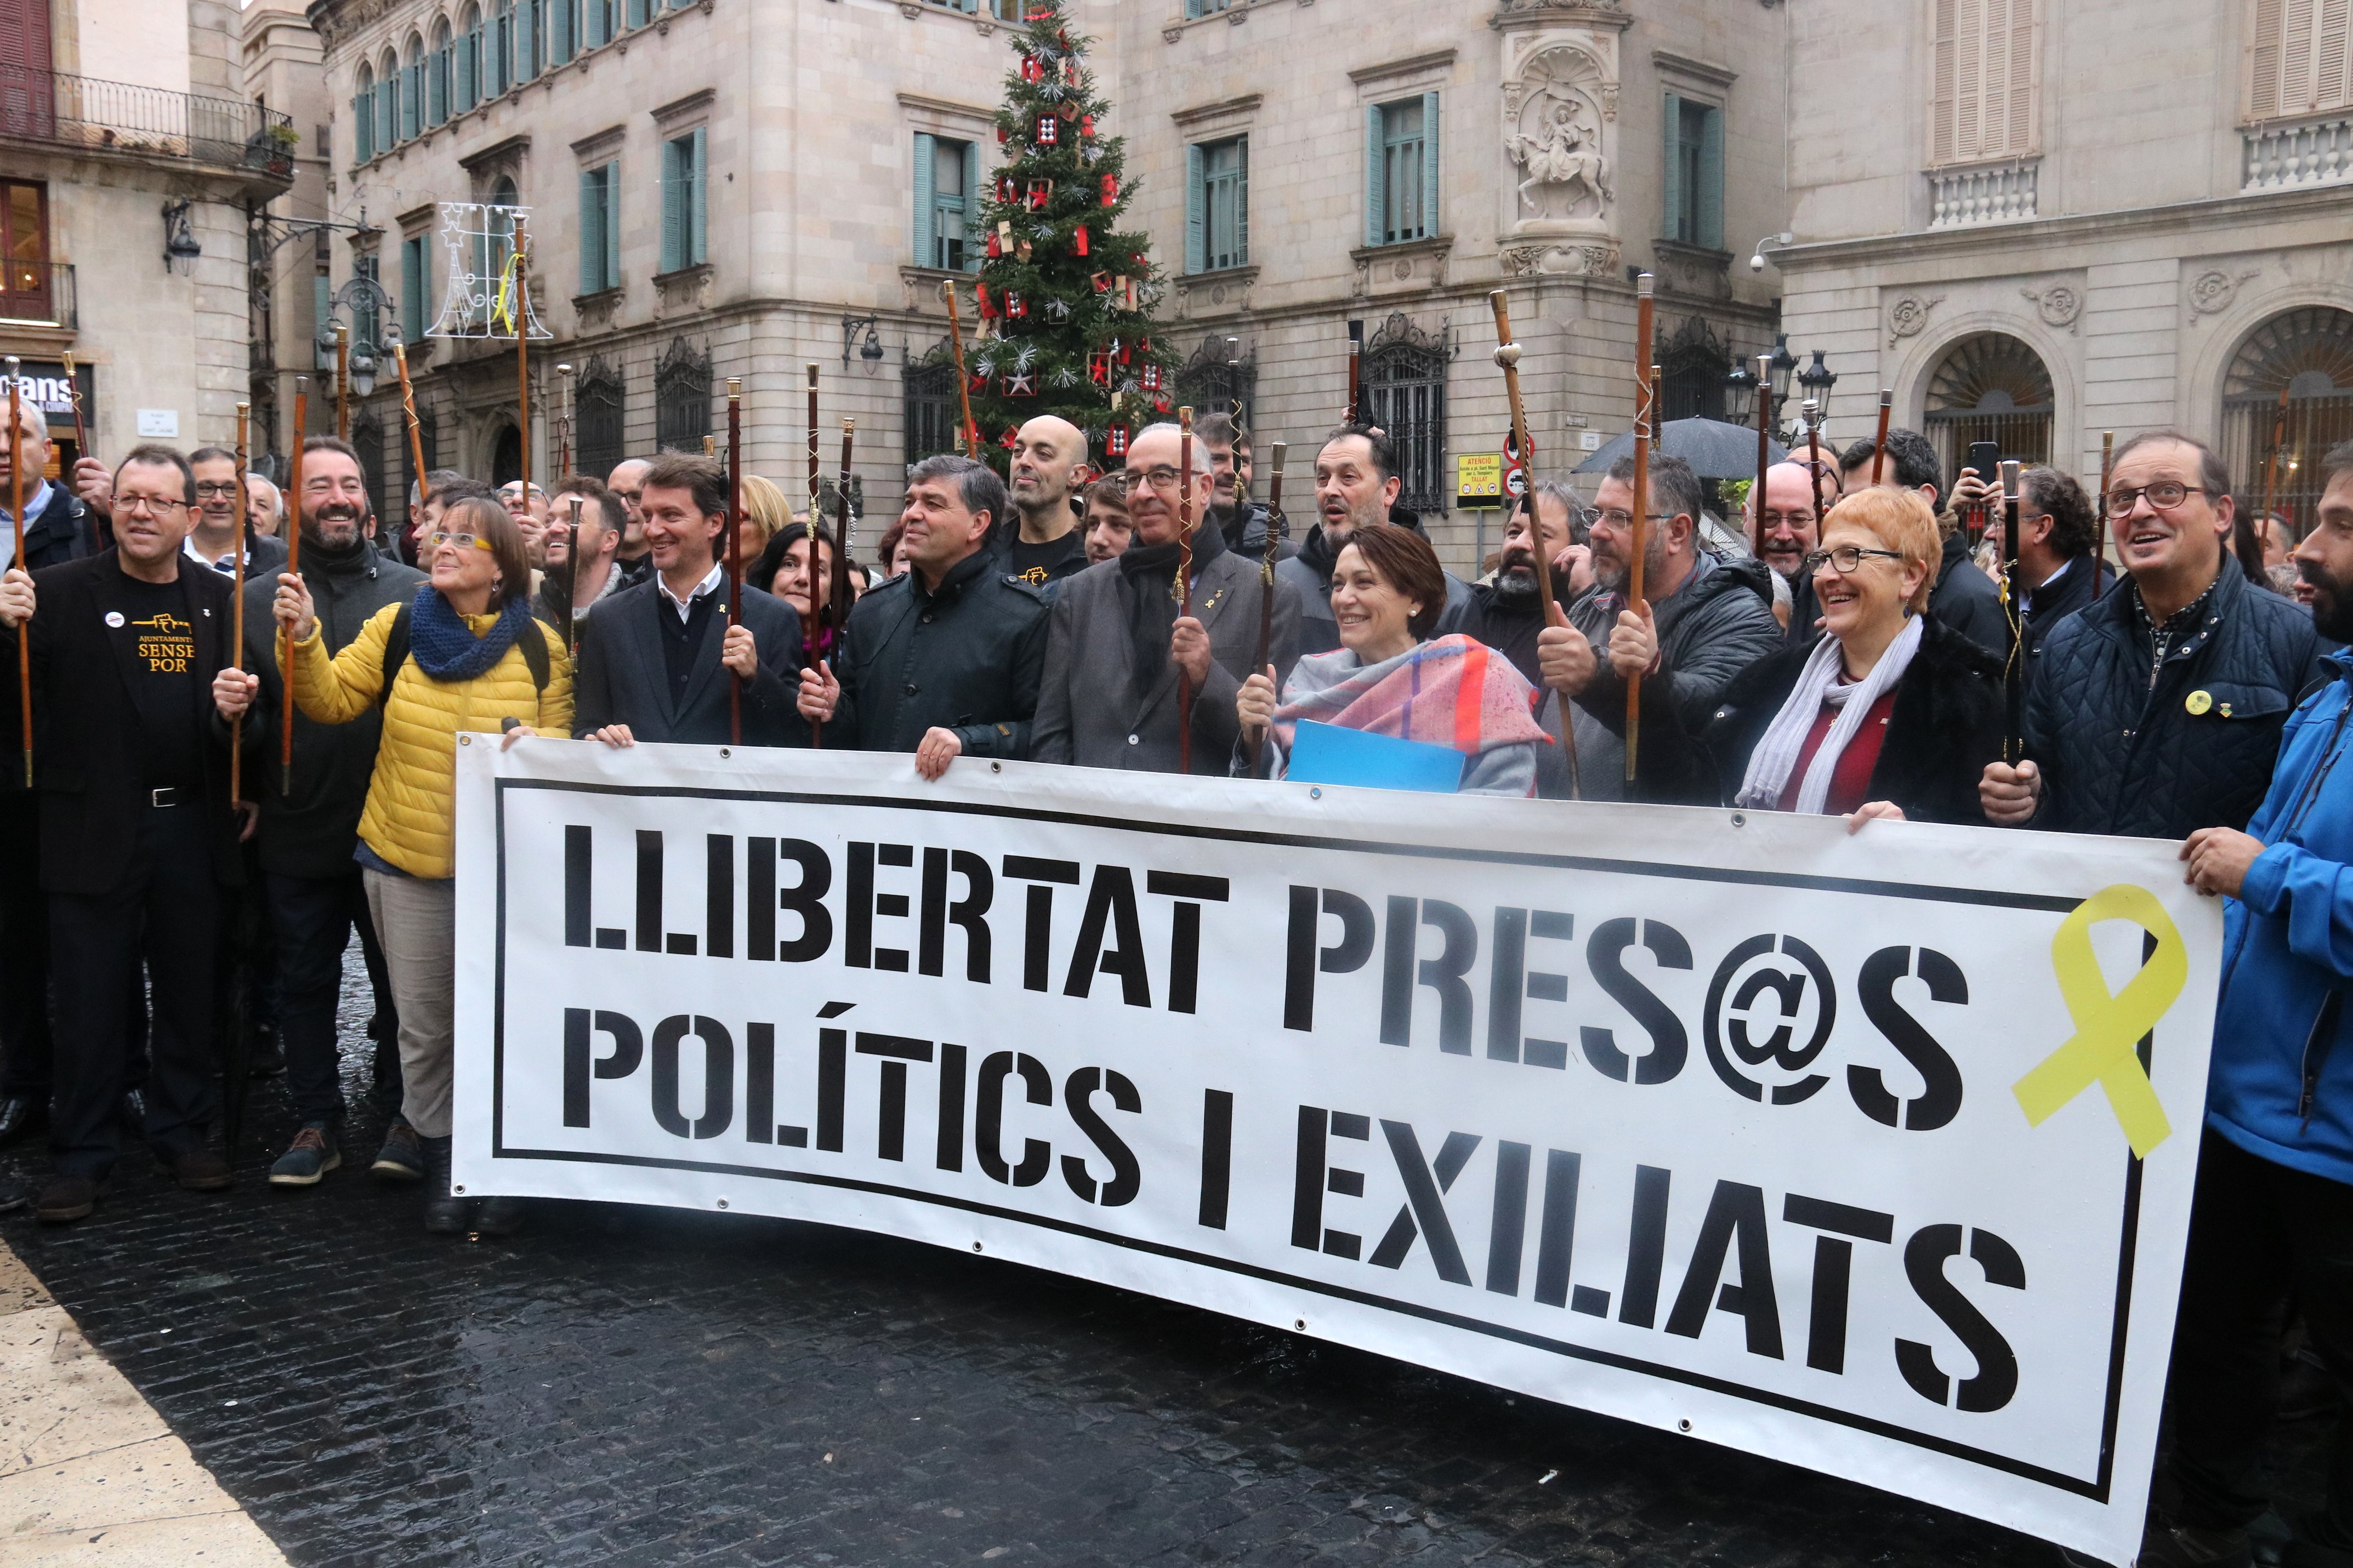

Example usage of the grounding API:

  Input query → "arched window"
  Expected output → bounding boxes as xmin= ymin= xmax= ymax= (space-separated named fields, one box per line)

xmin=1173 ymin=337 xmax=1256 ymax=434
xmin=576 ymin=357 xmax=626 ymax=480
xmin=429 ymin=18 xmax=452 ymax=123
xmin=1921 ymin=332 xmax=2054 ymax=484
xmin=2221 ymin=307 xmax=2353 ymax=538
xmin=376 ymin=49 xmax=399 ymax=150
xmin=1659 ymin=316 xmax=1731 ymax=424
xmin=1362 ymin=312 xmax=1449 ymax=515
xmin=655 ymin=337 xmax=713 ymax=452
xmin=401 ymin=36 xmax=424 ymax=141
xmin=490 ymin=0 xmax=512 ymax=94
xmin=457 ymin=3 xmax=482 ymax=110
xmin=353 ymin=63 xmax=376 ymax=163
xmin=903 ymin=340 xmax=960 ymax=467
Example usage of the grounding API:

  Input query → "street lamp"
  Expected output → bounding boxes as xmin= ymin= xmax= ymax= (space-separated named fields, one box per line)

xmin=1765 ymin=333 xmax=1799 ymax=408
xmin=1797 ymin=349 xmax=1837 ymax=406
xmin=161 ymin=198 xmax=202 ymax=275
xmin=1722 ymin=360 xmax=1757 ymax=427
xmin=842 ymin=314 xmax=884 ymax=369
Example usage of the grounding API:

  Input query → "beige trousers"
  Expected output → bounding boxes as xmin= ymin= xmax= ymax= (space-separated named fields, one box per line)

xmin=363 ymin=869 xmax=457 ymax=1140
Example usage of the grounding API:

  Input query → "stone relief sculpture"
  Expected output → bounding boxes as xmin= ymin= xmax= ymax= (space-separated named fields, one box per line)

xmin=1502 ymin=46 xmax=1614 ymax=223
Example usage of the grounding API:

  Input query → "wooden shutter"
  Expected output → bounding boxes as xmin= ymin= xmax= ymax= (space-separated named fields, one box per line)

xmin=579 ymin=166 xmax=602 ymax=293
xmin=660 ymin=138 xmax=681 ymax=272
xmin=456 ymin=28 xmax=474 ymax=110
xmin=1932 ymin=0 xmax=2038 ymax=162
xmin=2250 ymin=0 xmax=2353 ymax=117
xmin=2322 ymin=0 xmax=2352 ymax=111
xmin=1659 ymin=90 xmax=1683 ymax=240
xmin=1236 ymin=137 xmax=1248 ymax=265
xmin=1696 ymin=103 xmax=1724 ymax=250
xmin=1185 ymin=143 xmax=1206 ymax=275
xmin=1363 ymin=105 xmax=1384 ymax=247
xmin=689 ymin=126 xmax=708 ymax=265
xmin=0 ymin=0 xmax=55 ymax=71
xmin=912 ymin=131 xmax=936 ymax=269
xmin=1420 ymin=91 xmax=1441 ymax=239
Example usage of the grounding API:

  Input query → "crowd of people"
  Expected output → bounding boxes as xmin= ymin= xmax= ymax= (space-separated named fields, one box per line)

xmin=2 ymin=397 xmax=2351 ymax=1567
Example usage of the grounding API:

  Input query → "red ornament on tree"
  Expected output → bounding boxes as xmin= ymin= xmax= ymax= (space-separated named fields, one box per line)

xmin=985 ymin=229 xmax=1002 ymax=258
xmin=1005 ymin=293 xmax=1027 ymax=318
xmin=1087 ymin=351 xmax=1111 ymax=385
xmin=1081 ymin=114 xmax=1095 ymax=138
xmin=1020 ymin=54 xmax=1042 ymax=82
xmin=1140 ymin=364 xmax=1162 ymax=391
xmin=974 ymin=282 xmax=996 ymax=317
xmin=1001 ymin=426 xmax=1022 ymax=449
xmin=1072 ymin=225 xmax=1089 ymax=256
xmin=1035 ymin=113 xmax=1059 ymax=146
xmin=1105 ymin=425 xmax=1130 ymax=458
xmin=997 ymin=174 xmax=1018 ymax=203
xmin=1100 ymin=173 xmax=1118 ymax=205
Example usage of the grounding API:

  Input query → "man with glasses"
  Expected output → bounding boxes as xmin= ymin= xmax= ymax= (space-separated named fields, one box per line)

xmin=237 ymin=436 xmax=422 ymax=1188
xmin=1034 ymin=421 xmax=1301 ymax=774
xmin=185 ymin=447 xmax=288 ymax=578
xmin=1982 ymin=430 xmax=2324 ymax=838
xmin=1534 ymin=453 xmax=1780 ymax=800
xmin=606 ymin=458 xmax=656 ymax=588
xmin=0 ymin=445 xmax=257 ymax=1222
xmin=798 ymin=454 xmax=1046 ymax=774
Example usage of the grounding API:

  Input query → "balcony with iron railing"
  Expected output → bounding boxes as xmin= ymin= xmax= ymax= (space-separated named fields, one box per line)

xmin=0 ymin=66 xmax=295 ymax=189
xmin=1 ymin=260 xmax=75 ymax=330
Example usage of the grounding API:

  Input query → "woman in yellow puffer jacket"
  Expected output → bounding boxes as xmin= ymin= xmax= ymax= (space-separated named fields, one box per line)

xmin=276 ymin=495 xmax=570 ymax=1236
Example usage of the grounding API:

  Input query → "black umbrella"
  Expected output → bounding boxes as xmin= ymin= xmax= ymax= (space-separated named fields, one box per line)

xmin=1573 ymin=418 xmax=1789 ymax=480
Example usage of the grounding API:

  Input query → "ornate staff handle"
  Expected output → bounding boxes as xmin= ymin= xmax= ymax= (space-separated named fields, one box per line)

xmin=1625 ymin=275 xmax=1655 ymax=785
xmin=1177 ymin=406 xmax=1196 ymax=776
xmin=1247 ymin=441 xmax=1286 ymax=777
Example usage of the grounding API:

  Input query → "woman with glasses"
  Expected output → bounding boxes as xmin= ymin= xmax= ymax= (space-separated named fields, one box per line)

xmin=273 ymin=495 xmax=571 ymax=1236
xmin=1235 ymin=523 xmax=1548 ymax=795
xmin=1696 ymin=487 xmax=2003 ymax=826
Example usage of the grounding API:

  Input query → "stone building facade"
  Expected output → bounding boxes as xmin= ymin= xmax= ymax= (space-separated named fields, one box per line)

xmin=0 ymin=0 xmax=291 ymax=473
xmin=299 ymin=0 xmax=1792 ymax=572
xmin=1777 ymin=0 xmax=2353 ymax=533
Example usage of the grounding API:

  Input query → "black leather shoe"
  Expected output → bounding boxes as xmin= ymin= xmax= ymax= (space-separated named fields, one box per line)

xmin=420 ymin=1135 xmax=471 ymax=1235
xmin=163 ymin=1146 xmax=233 ymax=1192
xmin=0 ymin=1093 xmax=46 ymax=1148
xmin=117 ymin=1088 xmax=148 ymax=1137
xmin=0 ymin=1178 xmax=27 ymax=1213
xmin=473 ymin=1195 xmax=526 ymax=1236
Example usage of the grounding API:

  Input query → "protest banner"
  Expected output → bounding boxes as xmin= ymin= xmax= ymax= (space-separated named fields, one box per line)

xmin=454 ymin=740 xmax=2223 ymax=1565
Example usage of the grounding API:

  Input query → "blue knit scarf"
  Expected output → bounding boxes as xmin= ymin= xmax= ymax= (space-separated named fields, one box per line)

xmin=408 ymin=585 xmax=532 ymax=682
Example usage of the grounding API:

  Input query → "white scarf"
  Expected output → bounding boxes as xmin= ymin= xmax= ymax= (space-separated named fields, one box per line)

xmin=1736 ymin=614 xmax=1924 ymax=815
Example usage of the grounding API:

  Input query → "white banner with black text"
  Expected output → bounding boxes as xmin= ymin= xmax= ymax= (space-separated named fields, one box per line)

xmin=453 ymin=740 xmax=2224 ymax=1565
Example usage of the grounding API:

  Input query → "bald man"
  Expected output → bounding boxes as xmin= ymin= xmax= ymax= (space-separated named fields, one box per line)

xmin=1004 ymin=415 xmax=1090 ymax=588
xmin=1748 ymin=459 xmax=1840 ymax=647
xmin=607 ymin=457 xmax=655 ymax=586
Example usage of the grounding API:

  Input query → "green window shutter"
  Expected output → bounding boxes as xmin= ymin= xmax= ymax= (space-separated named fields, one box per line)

xmin=1236 ymin=138 xmax=1248 ymax=265
xmin=353 ymin=90 xmax=371 ymax=162
xmin=1422 ymin=92 xmax=1440 ymax=236
xmin=912 ymin=131 xmax=936 ymax=268
xmin=1184 ymin=143 xmax=1206 ymax=274
xmin=690 ymin=126 xmax=708 ymax=265
xmin=604 ymin=163 xmax=621 ymax=288
xmin=403 ymin=237 xmax=427 ymax=340
xmin=1660 ymin=90 xmax=1683 ymax=241
xmin=660 ymin=138 xmax=681 ymax=272
xmin=1362 ymin=105 xmax=1384 ymax=247
xmin=579 ymin=166 xmax=601 ymax=293
xmin=456 ymin=32 xmax=474 ymax=108
xmin=1696 ymin=103 xmax=1725 ymax=251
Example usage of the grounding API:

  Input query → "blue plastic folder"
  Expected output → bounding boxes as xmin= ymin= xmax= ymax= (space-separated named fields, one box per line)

xmin=1286 ymin=720 xmax=1466 ymax=794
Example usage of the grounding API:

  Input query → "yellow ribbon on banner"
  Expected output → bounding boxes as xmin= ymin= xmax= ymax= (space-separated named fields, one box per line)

xmin=2011 ymin=883 xmax=2187 ymax=1158
xmin=491 ymin=250 xmax=521 ymax=336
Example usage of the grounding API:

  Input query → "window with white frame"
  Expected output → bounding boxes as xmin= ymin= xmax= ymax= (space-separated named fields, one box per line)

xmin=660 ymin=128 xmax=707 ymax=273
xmin=911 ymin=133 xmax=978 ymax=272
xmin=1365 ymin=94 xmax=1439 ymax=247
xmin=1185 ymin=135 xmax=1247 ymax=273
xmin=1929 ymin=0 xmax=2038 ymax=164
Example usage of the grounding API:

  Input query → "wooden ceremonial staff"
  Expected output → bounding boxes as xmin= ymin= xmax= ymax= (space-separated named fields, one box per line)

xmin=2259 ymin=383 xmax=2292 ymax=579
xmin=59 ymin=351 xmax=98 ymax=553
xmin=828 ymin=438 xmax=853 ymax=657
xmin=2094 ymin=429 xmax=2115 ymax=601
xmin=1176 ymin=406 xmax=1197 ymax=775
xmin=6 ymin=358 xmax=27 ymax=787
xmin=556 ymin=362 xmax=575 ymax=476
xmin=1803 ymin=399 xmax=1829 ymax=532
xmin=394 ymin=342 xmax=428 ymax=537
xmin=1344 ymin=321 xmax=1363 ymax=423
xmin=2000 ymin=459 xmax=2024 ymax=764
xmin=1750 ymin=353 xmax=1772 ymax=556
xmin=1625 ymin=274 xmax=1655 ymax=785
xmin=803 ymin=362 xmax=825 ymax=748
xmin=1248 ymin=441 xmax=1286 ymax=777
xmin=1487 ymin=288 xmax=1576 ymax=798
xmin=281 ymin=378 xmax=307 ymax=797
xmin=1870 ymin=390 xmax=1892 ymax=484
xmin=726 ymin=377 xmax=744 ymax=745
xmin=833 ymin=418 xmax=855 ymax=747
xmin=231 ymin=402 xmax=250 ymax=805
xmin=560 ymin=494 xmax=582 ymax=658
xmin=941 ymin=280 xmax=980 ymax=457
xmin=333 ymin=322 xmax=350 ymax=441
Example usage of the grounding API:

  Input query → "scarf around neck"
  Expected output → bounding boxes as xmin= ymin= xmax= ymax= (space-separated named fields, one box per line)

xmin=1736 ymin=613 xmax=1923 ymax=815
xmin=408 ymin=584 xmax=533 ymax=682
xmin=1116 ymin=521 xmax=1226 ymax=703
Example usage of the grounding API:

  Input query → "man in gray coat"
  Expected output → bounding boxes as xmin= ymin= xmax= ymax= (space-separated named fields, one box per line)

xmin=1032 ymin=422 xmax=1302 ymax=775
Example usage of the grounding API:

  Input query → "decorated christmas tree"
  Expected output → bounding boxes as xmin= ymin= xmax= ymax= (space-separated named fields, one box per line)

xmin=958 ymin=0 xmax=1179 ymax=472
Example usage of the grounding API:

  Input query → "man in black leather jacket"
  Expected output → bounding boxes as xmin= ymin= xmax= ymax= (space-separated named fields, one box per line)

xmin=1982 ymin=431 xmax=2327 ymax=837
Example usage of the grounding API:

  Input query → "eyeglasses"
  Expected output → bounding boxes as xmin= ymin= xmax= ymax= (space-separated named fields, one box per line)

xmin=1802 ymin=545 xmax=1905 ymax=574
xmin=1756 ymin=510 xmax=1818 ymax=531
xmin=115 ymin=495 xmax=187 ymax=516
xmin=427 ymin=530 xmax=495 ymax=552
xmin=1121 ymin=466 xmax=1189 ymax=493
xmin=2105 ymin=482 xmax=2208 ymax=516
xmin=193 ymin=481 xmax=241 ymax=499
xmin=1592 ymin=509 xmax=1671 ymax=531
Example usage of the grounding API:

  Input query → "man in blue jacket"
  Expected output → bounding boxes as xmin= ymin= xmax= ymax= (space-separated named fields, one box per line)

xmin=2150 ymin=439 xmax=2353 ymax=1568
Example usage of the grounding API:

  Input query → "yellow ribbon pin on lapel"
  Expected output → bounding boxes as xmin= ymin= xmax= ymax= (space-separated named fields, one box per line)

xmin=2011 ymin=884 xmax=2186 ymax=1159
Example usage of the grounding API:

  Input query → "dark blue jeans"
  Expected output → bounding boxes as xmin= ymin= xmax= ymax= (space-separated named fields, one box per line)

xmin=263 ymin=867 xmax=396 ymax=1124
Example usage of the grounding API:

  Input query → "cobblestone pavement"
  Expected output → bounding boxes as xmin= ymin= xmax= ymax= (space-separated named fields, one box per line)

xmin=0 ymin=956 xmax=2332 ymax=1568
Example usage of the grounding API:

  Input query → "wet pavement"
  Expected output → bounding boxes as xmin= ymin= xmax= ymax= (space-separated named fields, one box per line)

xmin=0 ymin=953 xmax=2333 ymax=1568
